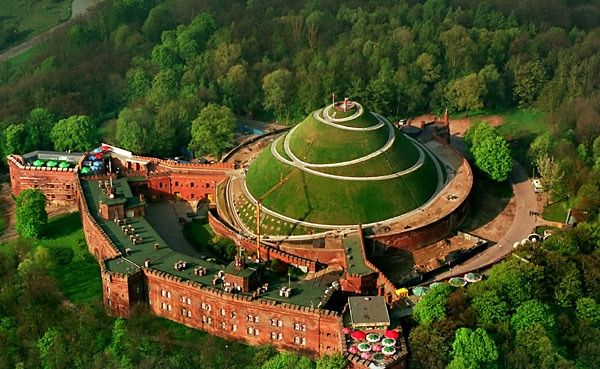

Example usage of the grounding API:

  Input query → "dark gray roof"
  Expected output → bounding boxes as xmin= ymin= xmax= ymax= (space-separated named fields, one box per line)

xmin=22 ymin=150 xmax=84 ymax=163
xmin=348 ymin=296 xmax=390 ymax=326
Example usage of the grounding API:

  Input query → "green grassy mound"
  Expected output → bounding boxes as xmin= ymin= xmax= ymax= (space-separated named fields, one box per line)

xmin=319 ymin=108 xmax=381 ymax=128
xmin=287 ymin=114 xmax=389 ymax=164
xmin=245 ymin=145 xmax=439 ymax=225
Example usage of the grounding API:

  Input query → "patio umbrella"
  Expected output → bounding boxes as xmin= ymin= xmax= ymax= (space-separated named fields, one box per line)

xmin=413 ymin=286 xmax=429 ymax=296
xmin=449 ymin=277 xmax=467 ymax=287
xmin=351 ymin=331 xmax=366 ymax=340
xmin=93 ymin=148 xmax=102 ymax=153
xmin=94 ymin=153 xmax=104 ymax=159
xmin=59 ymin=161 xmax=70 ymax=169
xmin=342 ymin=327 xmax=352 ymax=335
xmin=46 ymin=160 xmax=58 ymax=167
xmin=429 ymin=282 xmax=445 ymax=289
xmin=32 ymin=159 xmax=44 ymax=167
xmin=464 ymin=273 xmax=482 ymax=283
xmin=101 ymin=145 xmax=111 ymax=151
xmin=384 ymin=330 xmax=399 ymax=339
xmin=80 ymin=166 xmax=91 ymax=174
xmin=348 ymin=346 xmax=359 ymax=354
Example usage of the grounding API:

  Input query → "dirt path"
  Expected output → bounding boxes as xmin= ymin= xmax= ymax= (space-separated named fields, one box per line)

xmin=0 ymin=178 xmax=17 ymax=242
xmin=0 ymin=0 xmax=102 ymax=62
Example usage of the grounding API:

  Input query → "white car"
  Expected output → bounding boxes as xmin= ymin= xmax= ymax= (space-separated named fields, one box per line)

xmin=532 ymin=179 xmax=543 ymax=193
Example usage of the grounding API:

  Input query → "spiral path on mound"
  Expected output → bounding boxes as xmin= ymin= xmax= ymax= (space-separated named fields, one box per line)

xmin=271 ymin=107 xmax=426 ymax=181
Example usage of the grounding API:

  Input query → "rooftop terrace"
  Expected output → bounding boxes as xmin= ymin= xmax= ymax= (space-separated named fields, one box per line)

xmin=343 ymin=234 xmax=375 ymax=275
xmin=81 ymin=178 xmax=333 ymax=307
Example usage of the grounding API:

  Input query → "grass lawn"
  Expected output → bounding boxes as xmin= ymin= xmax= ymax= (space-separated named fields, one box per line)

xmin=40 ymin=212 xmax=102 ymax=302
xmin=543 ymin=201 xmax=568 ymax=223
xmin=0 ymin=0 xmax=71 ymax=51
xmin=287 ymin=114 xmax=390 ymax=164
xmin=246 ymin=144 xmax=439 ymax=225
xmin=495 ymin=109 xmax=547 ymax=167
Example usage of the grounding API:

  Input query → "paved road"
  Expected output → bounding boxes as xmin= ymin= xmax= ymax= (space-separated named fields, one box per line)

xmin=0 ymin=0 xmax=101 ymax=62
xmin=432 ymin=159 xmax=537 ymax=281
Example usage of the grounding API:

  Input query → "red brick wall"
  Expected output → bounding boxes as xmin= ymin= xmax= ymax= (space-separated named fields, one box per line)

xmin=77 ymin=180 xmax=121 ymax=261
xmin=278 ymin=244 xmax=346 ymax=266
xmin=373 ymin=199 xmax=468 ymax=250
xmin=143 ymin=269 xmax=343 ymax=356
xmin=102 ymin=268 xmax=144 ymax=318
xmin=8 ymin=155 xmax=79 ymax=206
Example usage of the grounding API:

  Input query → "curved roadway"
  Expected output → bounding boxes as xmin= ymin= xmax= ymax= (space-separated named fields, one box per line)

xmin=432 ymin=159 xmax=537 ymax=281
xmin=0 ymin=0 xmax=101 ymax=62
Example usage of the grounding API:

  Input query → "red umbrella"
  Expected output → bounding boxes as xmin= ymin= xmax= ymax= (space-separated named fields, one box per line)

xmin=342 ymin=327 xmax=352 ymax=335
xmin=95 ymin=153 xmax=104 ymax=159
xmin=384 ymin=330 xmax=399 ymax=339
xmin=351 ymin=331 xmax=366 ymax=340
xmin=101 ymin=145 xmax=111 ymax=151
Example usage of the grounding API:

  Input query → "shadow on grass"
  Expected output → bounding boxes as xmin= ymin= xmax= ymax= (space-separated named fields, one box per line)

xmin=52 ymin=257 xmax=102 ymax=303
xmin=460 ymin=171 xmax=513 ymax=232
xmin=43 ymin=212 xmax=82 ymax=239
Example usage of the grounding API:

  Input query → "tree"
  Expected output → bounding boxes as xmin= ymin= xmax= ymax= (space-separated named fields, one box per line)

xmin=2 ymin=124 xmax=27 ymax=157
xmin=25 ymin=108 xmax=55 ymax=151
xmin=125 ymin=67 xmax=151 ymax=101
xmin=50 ymin=115 xmax=95 ymax=152
xmin=115 ymin=107 xmax=152 ymax=154
xmin=446 ymin=73 xmax=485 ymax=112
xmin=513 ymin=59 xmax=546 ymax=107
xmin=414 ymin=284 xmax=452 ymax=324
xmin=315 ymin=354 xmax=347 ymax=369
xmin=536 ymin=155 xmax=564 ymax=194
xmin=38 ymin=327 xmax=69 ymax=369
xmin=15 ymin=189 xmax=47 ymax=239
xmin=408 ymin=324 xmax=452 ymax=369
xmin=262 ymin=69 xmax=294 ymax=120
xmin=142 ymin=4 xmax=176 ymax=42
xmin=472 ymin=290 xmax=509 ymax=325
xmin=466 ymin=122 xmax=513 ymax=181
xmin=448 ymin=327 xmax=498 ymax=369
xmin=189 ymin=104 xmax=236 ymax=158
xmin=576 ymin=297 xmax=600 ymax=326
xmin=511 ymin=299 xmax=555 ymax=332
xmin=261 ymin=351 xmax=314 ymax=369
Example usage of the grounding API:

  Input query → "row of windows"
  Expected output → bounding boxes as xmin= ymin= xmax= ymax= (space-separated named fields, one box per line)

xmin=161 ymin=302 xmax=172 ymax=311
xmin=158 ymin=291 xmax=307 ymax=332
xmin=158 ymin=181 xmax=212 ymax=189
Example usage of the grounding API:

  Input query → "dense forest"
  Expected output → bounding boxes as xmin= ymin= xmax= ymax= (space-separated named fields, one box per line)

xmin=2 ymin=1 xmax=600 ymax=368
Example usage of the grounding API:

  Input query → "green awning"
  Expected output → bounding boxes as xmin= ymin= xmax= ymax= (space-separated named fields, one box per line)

xmin=46 ymin=160 xmax=58 ymax=167
xmin=80 ymin=166 xmax=91 ymax=174
xmin=33 ymin=159 xmax=45 ymax=167
xmin=413 ymin=286 xmax=429 ymax=296
xmin=59 ymin=161 xmax=70 ymax=169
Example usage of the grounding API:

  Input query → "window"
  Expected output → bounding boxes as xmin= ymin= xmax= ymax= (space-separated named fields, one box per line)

xmin=175 ymin=181 xmax=179 ymax=187
xmin=247 ymin=315 xmax=253 ymax=322
xmin=221 ymin=308 xmax=226 ymax=316
xmin=270 ymin=319 xmax=276 ymax=326
xmin=254 ymin=316 xmax=259 ymax=323
xmin=294 ymin=323 xmax=300 ymax=331
xmin=220 ymin=322 xmax=226 ymax=330
xmin=254 ymin=329 xmax=259 ymax=336
xmin=202 ymin=302 xmax=211 ymax=311
xmin=106 ymin=286 xmax=110 ymax=293
xmin=278 ymin=333 xmax=283 ymax=341
xmin=277 ymin=320 xmax=283 ymax=327
xmin=231 ymin=311 xmax=237 ymax=319
xmin=301 ymin=337 xmax=306 ymax=346
xmin=191 ymin=193 xmax=195 ymax=199
xmin=181 ymin=296 xmax=186 ymax=303
xmin=187 ymin=297 xmax=191 ymax=305
xmin=247 ymin=327 xmax=254 ymax=335
xmin=107 ymin=298 xmax=111 ymax=306
xmin=294 ymin=336 xmax=301 ymax=344
xmin=167 ymin=291 xmax=171 ymax=298
xmin=159 ymin=182 xmax=163 ymax=189
xmin=301 ymin=324 xmax=306 ymax=332
xmin=190 ymin=182 xmax=194 ymax=187
xmin=232 ymin=324 xmax=237 ymax=332
xmin=271 ymin=332 xmax=277 ymax=340
xmin=187 ymin=310 xmax=192 ymax=318
xmin=168 ymin=304 xmax=172 ymax=311
xmin=161 ymin=290 xmax=167 ymax=297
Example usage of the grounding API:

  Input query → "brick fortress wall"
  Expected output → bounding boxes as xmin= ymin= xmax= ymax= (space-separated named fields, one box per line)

xmin=7 ymin=155 xmax=79 ymax=206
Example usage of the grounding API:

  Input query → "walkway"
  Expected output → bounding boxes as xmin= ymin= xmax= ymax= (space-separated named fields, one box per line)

xmin=0 ymin=177 xmax=17 ymax=242
xmin=432 ymin=159 xmax=538 ymax=280
xmin=0 ymin=0 xmax=102 ymax=62
xmin=144 ymin=202 xmax=203 ymax=259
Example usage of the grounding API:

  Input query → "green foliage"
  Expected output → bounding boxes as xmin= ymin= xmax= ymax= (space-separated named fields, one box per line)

xmin=260 ymin=351 xmax=314 ymax=369
xmin=315 ymin=354 xmax=347 ymax=369
xmin=446 ymin=73 xmax=485 ymax=112
xmin=15 ymin=189 xmax=47 ymax=239
xmin=414 ymin=284 xmax=453 ymax=324
xmin=472 ymin=290 xmax=509 ymax=325
xmin=37 ymin=327 xmax=68 ymax=369
xmin=448 ymin=327 xmax=498 ymax=369
xmin=511 ymin=299 xmax=555 ymax=332
xmin=576 ymin=297 xmax=600 ymax=326
xmin=189 ymin=103 xmax=236 ymax=158
xmin=262 ymin=69 xmax=294 ymax=119
xmin=512 ymin=60 xmax=546 ymax=107
xmin=50 ymin=115 xmax=95 ymax=152
xmin=2 ymin=123 xmax=27 ymax=157
xmin=115 ymin=107 xmax=152 ymax=153
xmin=485 ymin=259 xmax=543 ymax=307
xmin=466 ymin=122 xmax=512 ymax=181
xmin=25 ymin=108 xmax=55 ymax=151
